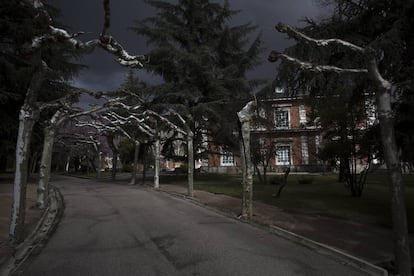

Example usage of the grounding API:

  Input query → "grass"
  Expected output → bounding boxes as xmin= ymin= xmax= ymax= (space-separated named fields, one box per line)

xmin=160 ymin=172 xmax=414 ymax=232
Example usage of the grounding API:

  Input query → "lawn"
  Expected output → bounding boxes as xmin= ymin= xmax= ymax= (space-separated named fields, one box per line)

xmin=160 ymin=172 xmax=414 ymax=232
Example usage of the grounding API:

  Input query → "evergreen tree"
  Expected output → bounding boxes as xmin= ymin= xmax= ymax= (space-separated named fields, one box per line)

xmin=131 ymin=0 xmax=262 ymax=157
xmin=0 ymin=0 xmax=82 ymax=171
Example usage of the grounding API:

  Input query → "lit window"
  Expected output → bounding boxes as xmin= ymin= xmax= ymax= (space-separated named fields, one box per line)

xmin=276 ymin=145 xmax=291 ymax=165
xmin=274 ymin=109 xmax=289 ymax=129
xmin=221 ymin=150 xmax=234 ymax=166
xmin=258 ymin=108 xmax=266 ymax=118
xmin=299 ymin=104 xmax=307 ymax=124
xmin=275 ymin=87 xmax=284 ymax=93
xmin=301 ymin=136 xmax=309 ymax=165
xmin=259 ymin=138 xmax=266 ymax=155
xmin=255 ymin=108 xmax=267 ymax=130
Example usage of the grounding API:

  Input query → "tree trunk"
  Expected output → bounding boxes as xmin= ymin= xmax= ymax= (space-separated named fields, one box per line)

xmin=65 ymin=155 xmax=70 ymax=172
xmin=97 ymin=151 xmax=102 ymax=179
xmin=238 ymin=101 xmax=256 ymax=220
xmin=154 ymin=138 xmax=160 ymax=189
xmin=142 ymin=160 xmax=147 ymax=185
xmin=377 ymin=86 xmax=412 ymax=275
xmin=255 ymin=165 xmax=263 ymax=184
xmin=106 ymin=135 xmax=119 ymax=181
xmin=240 ymin=136 xmax=246 ymax=185
xmin=111 ymin=151 xmax=118 ymax=180
xmin=366 ymin=55 xmax=412 ymax=275
xmin=130 ymin=141 xmax=140 ymax=185
xmin=10 ymin=56 xmax=44 ymax=245
xmin=9 ymin=107 xmax=37 ymax=245
xmin=275 ymin=167 xmax=291 ymax=198
xmin=37 ymin=126 xmax=55 ymax=209
xmin=187 ymin=129 xmax=194 ymax=197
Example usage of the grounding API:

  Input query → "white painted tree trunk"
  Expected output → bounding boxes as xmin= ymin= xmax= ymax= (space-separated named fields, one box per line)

xmin=269 ymin=24 xmax=412 ymax=273
xmin=367 ymin=58 xmax=412 ymax=275
xmin=237 ymin=101 xmax=256 ymax=220
xmin=37 ymin=125 xmax=55 ymax=209
xmin=9 ymin=107 xmax=37 ymax=244
xmin=154 ymin=138 xmax=160 ymax=189
xmin=65 ymin=155 xmax=70 ymax=172
xmin=187 ymin=129 xmax=194 ymax=197
xmin=10 ymin=57 xmax=44 ymax=245
xmin=130 ymin=141 xmax=140 ymax=185
xmin=239 ymin=135 xmax=246 ymax=186
xmin=97 ymin=151 xmax=102 ymax=179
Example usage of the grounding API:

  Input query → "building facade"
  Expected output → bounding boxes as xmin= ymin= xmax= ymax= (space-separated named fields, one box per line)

xmin=201 ymin=88 xmax=325 ymax=173
xmin=252 ymin=92 xmax=324 ymax=173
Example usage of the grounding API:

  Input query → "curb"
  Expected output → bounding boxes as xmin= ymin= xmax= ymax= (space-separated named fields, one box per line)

xmin=157 ymin=187 xmax=388 ymax=276
xmin=268 ymin=225 xmax=388 ymax=276
xmin=0 ymin=185 xmax=65 ymax=276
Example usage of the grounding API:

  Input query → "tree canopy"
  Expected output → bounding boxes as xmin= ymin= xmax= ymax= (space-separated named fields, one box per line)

xmin=131 ymin=0 xmax=263 ymax=154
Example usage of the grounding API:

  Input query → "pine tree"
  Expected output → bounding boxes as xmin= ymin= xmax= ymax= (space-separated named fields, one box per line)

xmin=131 ymin=0 xmax=262 ymax=157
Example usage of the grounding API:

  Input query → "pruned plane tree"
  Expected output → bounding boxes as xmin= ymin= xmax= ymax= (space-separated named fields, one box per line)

xmin=7 ymin=0 xmax=147 ymax=245
xmin=269 ymin=17 xmax=412 ymax=276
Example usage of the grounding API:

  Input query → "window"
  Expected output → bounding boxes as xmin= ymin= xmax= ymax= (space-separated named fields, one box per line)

xmin=259 ymin=138 xmax=266 ymax=155
xmin=221 ymin=149 xmax=234 ymax=166
xmin=275 ymin=87 xmax=284 ymax=94
xmin=274 ymin=109 xmax=290 ymax=129
xmin=299 ymin=104 xmax=307 ymax=125
xmin=301 ymin=136 xmax=309 ymax=165
xmin=255 ymin=108 xmax=267 ymax=130
xmin=258 ymin=108 xmax=266 ymax=119
xmin=276 ymin=145 xmax=291 ymax=165
xmin=315 ymin=135 xmax=321 ymax=154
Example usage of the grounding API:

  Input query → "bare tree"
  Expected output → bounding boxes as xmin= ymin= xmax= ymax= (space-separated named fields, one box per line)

xmin=9 ymin=0 xmax=147 ymax=245
xmin=37 ymin=91 xmax=116 ymax=208
xmin=81 ymin=99 xmax=187 ymax=190
xmin=237 ymin=100 xmax=256 ymax=219
xmin=269 ymin=22 xmax=411 ymax=276
xmin=167 ymin=111 xmax=196 ymax=197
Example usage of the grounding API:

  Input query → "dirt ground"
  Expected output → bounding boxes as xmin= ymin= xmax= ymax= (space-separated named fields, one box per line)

xmin=0 ymin=174 xmax=42 ymax=265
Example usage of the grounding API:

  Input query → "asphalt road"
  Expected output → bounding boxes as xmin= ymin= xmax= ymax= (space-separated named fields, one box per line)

xmin=18 ymin=176 xmax=368 ymax=276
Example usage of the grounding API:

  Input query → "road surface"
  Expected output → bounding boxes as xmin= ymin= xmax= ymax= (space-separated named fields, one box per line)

xmin=19 ymin=175 xmax=368 ymax=275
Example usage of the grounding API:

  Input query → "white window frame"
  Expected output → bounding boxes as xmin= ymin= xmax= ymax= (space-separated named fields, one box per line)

xmin=301 ymin=135 xmax=309 ymax=165
xmin=299 ymin=104 xmax=307 ymax=125
xmin=274 ymin=108 xmax=290 ymax=129
xmin=275 ymin=87 xmax=284 ymax=94
xmin=220 ymin=148 xmax=234 ymax=166
xmin=275 ymin=144 xmax=291 ymax=165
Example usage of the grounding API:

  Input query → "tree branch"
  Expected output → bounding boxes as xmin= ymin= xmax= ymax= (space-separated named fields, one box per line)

xmin=268 ymin=51 xmax=368 ymax=74
xmin=275 ymin=22 xmax=365 ymax=53
xmin=27 ymin=0 xmax=148 ymax=68
xmin=144 ymin=110 xmax=186 ymax=135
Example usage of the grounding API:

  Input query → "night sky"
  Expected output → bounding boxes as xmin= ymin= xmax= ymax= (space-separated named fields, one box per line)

xmin=48 ymin=0 xmax=326 ymax=92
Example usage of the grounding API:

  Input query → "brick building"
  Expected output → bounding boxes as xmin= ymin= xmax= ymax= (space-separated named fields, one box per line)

xmin=201 ymin=87 xmax=325 ymax=173
xmin=252 ymin=88 xmax=324 ymax=172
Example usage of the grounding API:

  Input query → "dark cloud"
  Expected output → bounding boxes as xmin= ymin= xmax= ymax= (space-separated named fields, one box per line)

xmin=48 ymin=0 xmax=325 ymax=91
